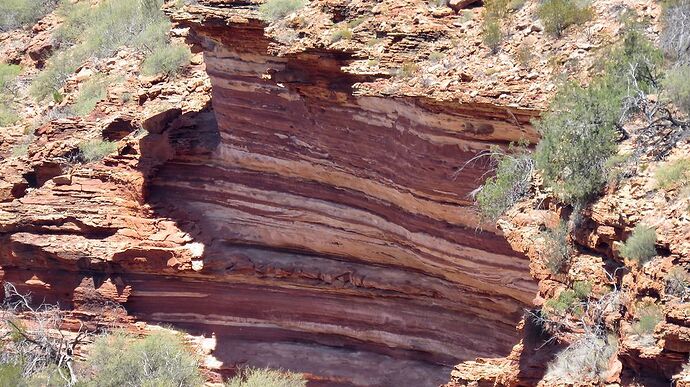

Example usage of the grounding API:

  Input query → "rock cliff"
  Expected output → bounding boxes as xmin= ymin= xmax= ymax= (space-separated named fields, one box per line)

xmin=0 ymin=1 xmax=549 ymax=385
xmin=2 ymin=0 xmax=687 ymax=385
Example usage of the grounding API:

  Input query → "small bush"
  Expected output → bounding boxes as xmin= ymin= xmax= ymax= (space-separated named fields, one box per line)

xmin=655 ymin=158 xmax=690 ymax=190
xmin=60 ymin=0 xmax=169 ymax=58
xmin=142 ymin=44 xmax=191 ymax=77
xmin=0 ymin=363 xmax=23 ymax=386
xmin=78 ymin=139 xmax=118 ymax=163
xmin=660 ymin=0 xmax=690 ymax=63
xmin=484 ymin=0 xmax=510 ymax=18
xmin=429 ymin=51 xmax=445 ymax=63
xmin=35 ymin=0 xmax=172 ymax=99
xmin=476 ymin=148 xmax=533 ymax=221
xmin=330 ymin=26 xmax=353 ymax=43
xmin=633 ymin=304 xmax=663 ymax=336
xmin=540 ymin=222 xmax=572 ymax=274
xmin=29 ymin=51 xmax=81 ymax=101
xmin=572 ymin=280 xmax=592 ymax=299
xmin=0 ymin=0 xmax=57 ymax=32
xmin=666 ymin=267 xmax=690 ymax=300
xmin=663 ymin=65 xmax=690 ymax=115
xmin=482 ymin=19 xmax=503 ymax=53
xmin=619 ymin=225 xmax=657 ymax=263
xmin=396 ymin=62 xmax=419 ymax=78
xmin=258 ymin=0 xmax=306 ymax=21
xmin=534 ymin=82 xmax=620 ymax=205
xmin=515 ymin=42 xmax=534 ymax=68
xmin=0 ymin=64 xmax=21 ymax=90
xmin=0 ymin=105 xmax=19 ymax=127
xmin=537 ymin=0 xmax=593 ymax=37
xmin=545 ymin=289 xmax=578 ymax=314
xmin=546 ymin=333 xmax=617 ymax=383
xmin=84 ymin=331 xmax=203 ymax=387
xmin=226 ymin=367 xmax=307 ymax=387
xmin=73 ymin=77 xmax=110 ymax=116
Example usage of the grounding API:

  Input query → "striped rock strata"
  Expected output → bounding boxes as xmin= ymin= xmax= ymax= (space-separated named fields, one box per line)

xmin=0 ymin=2 xmax=543 ymax=386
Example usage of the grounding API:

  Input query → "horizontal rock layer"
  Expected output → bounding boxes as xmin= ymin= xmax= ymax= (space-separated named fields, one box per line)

xmin=0 ymin=7 xmax=540 ymax=387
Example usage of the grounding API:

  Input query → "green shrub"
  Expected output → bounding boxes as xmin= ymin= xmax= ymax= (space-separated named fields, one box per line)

xmin=572 ymin=280 xmax=592 ymax=299
xmin=330 ymin=26 xmax=353 ymax=43
xmin=29 ymin=51 xmax=81 ymax=101
xmin=84 ymin=331 xmax=203 ymax=387
xmin=0 ymin=0 xmax=57 ymax=32
xmin=0 ymin=105 xmax=19 ymax=127
xmin=482 ymin=19 xmax=503 ymax=53
xmin=0 ymin=363 xmax=23 ymax=386
xmin=60 ymin=0 xmax=169 ymax=58
xmin=633 ymin=304 xmax=663 ymax=336
xmin=534 ymin=31 xmax=662 ymax=205
xmin=537 ymin=0 xmax=593 ymax=37
xmin=78 ymin=139 xmax=118 ymax=163
xmin=534 ymin=82 xmax=620 ymax=204
xmin=476 ymin=148 xmax=533 ymax=221
xmin=540 ymin=222 xmax=572 ymax=274
xmin=655 ymin=158 xmax=690 ymax=190
xmin=545 ymin=289 xmax=577 ymax=314
xmin=73 ymin=77 xmax=110 ymax=116
xmin=34 ymin=0 xmax=171 ymax=99
xmin=226 ymin=367 xmax=307 ymax=387
xmin=0 ymin=64 xmax=21 ymax=90
xmin=429 ymin=51 xmax=446 ymax=63
xmin=396 ymin=62 xmax=419 ymax=78
xmin=258 ymin=0 xmax=306 ymax=21
xmin=142 ymin=44 xmax=191 ymax=77
xmin=484 ymin=0 xmax=510 ymax=18
xmin=663 ymin=65 xmax=690 ymax=115
xmin=620 ymin=224 xmax=657 ymax=263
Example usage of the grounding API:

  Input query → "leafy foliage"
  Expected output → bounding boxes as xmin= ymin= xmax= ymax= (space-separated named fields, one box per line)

xmin=0 ymin=64 xmax=21 ymax=90
xmin=534 ymin=31 xmax=662 ymax=205
xmin=32 ymin=0 xmax=178 ymax=100
xmin=619 ymin=225 xmax=657 ymax=263
xmin=655 ymin=158 xmax=690 ymax=190
xmin=331 ymin=26 xmax=353 ymax=43
xmin=663 ymin=65 xmax=690 ymax=115
xmin=537 ymin=0 xmax=593 ymax=37
xmin=482 ymin=19 xmax=503 ymax=53
xmin=84 ymin=331 xmax=203 ymax=387
xmin=476 ymin=147 xmax=534 ymax=221
xmin=226 ymin=367 xmax=307 ymax=387
xmin=0 ymin=0 xmax=57 ymax=32
xmin=29 ymin=50 xmax=81 ymax=101
xmin=534 ymin=82 xmax=620 ymax=204
xmin=632 ymin=304 xmax=663 ymax=336
xmin=540 ymin=222 xmax=572 ymax=274
xmin=73 ymin=77 xmax=110 ymax=116
xmin=142 ymin=44 xmax=191 ymax=77
xmin=258 ymin=0 xmax=306 ymax=21
xmin=78 ymin=139 xmax=118 ymax=163
xmin=58 ymin=0 xmax=169 ymax=58
xmin=0 ymin=106 xmax=19 ymax=127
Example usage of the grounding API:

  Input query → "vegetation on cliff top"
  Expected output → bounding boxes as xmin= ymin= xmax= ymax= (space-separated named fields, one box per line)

xmin=0 ymin=0 xmax=57 ymax=32
xmin=30 ymin=0 xmax=190 ymax=102
xmin=259 ymin=0 xmax=306 ymax=21
xmin=226 ymin=367 xmax=307 ymax=387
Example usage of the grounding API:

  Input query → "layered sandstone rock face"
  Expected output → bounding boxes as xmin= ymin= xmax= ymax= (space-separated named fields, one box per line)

xmin=0 ymin=1 xmax=549 ymax=386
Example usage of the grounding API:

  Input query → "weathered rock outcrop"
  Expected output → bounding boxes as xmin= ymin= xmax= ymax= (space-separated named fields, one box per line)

xmin=0 ymin=1 xmax=550 ymax=385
